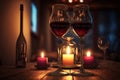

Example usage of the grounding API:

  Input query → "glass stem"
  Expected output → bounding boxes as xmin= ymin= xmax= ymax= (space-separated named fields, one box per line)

xmin=57 ymin=38 xmax=62 ymax=67
xmin=57 ymin=47 xmax=61 ymax=65
xmin=80 ymin=37 xmax=85 ymax=73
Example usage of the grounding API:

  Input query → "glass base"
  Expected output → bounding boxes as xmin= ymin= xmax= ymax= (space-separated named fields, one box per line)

xmin=48 ymin=67 xmax=94 ymax=76
xmin=61 ymin=64 xmax=81 ymax=69
xmin=72 ymin=70 xmax=94 ymax=76
xmin=48 ymin=68 xmax=70 ymax=76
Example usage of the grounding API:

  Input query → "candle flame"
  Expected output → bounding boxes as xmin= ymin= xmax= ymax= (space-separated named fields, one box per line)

xmin=86 ymin=51 xmax=91 ymax=57
xmin=68 ymin=0 xmax=73 ymax=3
xmin=80 ymin=0 xmax=83 ymax=3
xmin=66 ymin=46 xmax=71 ymax=54
xmin=41 ymin=51 xmax=44 ymax=58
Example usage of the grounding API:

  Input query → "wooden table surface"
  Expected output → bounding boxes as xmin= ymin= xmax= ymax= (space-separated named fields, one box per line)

xmin=0 ymin=60 xmax=120 ymax=80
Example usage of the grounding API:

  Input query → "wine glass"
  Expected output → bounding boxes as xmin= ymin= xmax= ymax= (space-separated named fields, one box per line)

xmin=97 ymin=36 xmax=109 ymax=60
xmin=49 ymin=4 xmax=69 ymax=38
xmin=49 ymin=4 xmax=69 ymax=63
xmin=49 ymin=4 xmax=70 ymax=76
xmin=72 ymin=4 xmax=93 ymax=75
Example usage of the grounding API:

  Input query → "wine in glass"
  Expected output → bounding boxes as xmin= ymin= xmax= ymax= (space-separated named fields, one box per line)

xmin=72 ymin=4 xmax=93 ymax=75
xmin=49 ymin=4 xmax=69 ymax=38
xmin=97 ymin=36 xmax=109 ymax=60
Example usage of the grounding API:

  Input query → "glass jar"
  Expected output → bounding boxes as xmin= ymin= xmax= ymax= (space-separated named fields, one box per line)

xmin=59 ymin=37 xmax=79 ymax=68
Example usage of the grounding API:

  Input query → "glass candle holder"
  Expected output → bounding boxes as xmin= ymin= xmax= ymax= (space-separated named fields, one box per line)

xmin=59 ymin=37 xmax=79 ymax=69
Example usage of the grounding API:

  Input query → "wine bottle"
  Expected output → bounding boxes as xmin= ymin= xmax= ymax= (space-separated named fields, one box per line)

xmin=16 ymin=4 xmax=27 ymax=68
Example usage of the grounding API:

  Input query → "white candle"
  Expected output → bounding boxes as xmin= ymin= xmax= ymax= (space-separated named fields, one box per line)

xmin=63 ymin=54 xmax=74 ymax=66
xmin=62 ymin=46 xmax=74 ymax=66
xmin=80 ymin=0 xmax=83 ymax=3
xmin=68 ymin=0 xmax=73 ymax=3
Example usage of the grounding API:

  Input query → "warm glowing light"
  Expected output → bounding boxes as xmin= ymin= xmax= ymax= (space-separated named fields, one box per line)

xmin=80 ymin=0 xmax=83 ymax=3
xmin=63 ymin=46 xmax=74 ymax=66
xmin=68 ymin=0 xmax=73 ymax=3
xmin=86 ymin=51 xmax=91 ymax=57
xmin=66 ymin=46 xmax=71 ymax=54
xmin=41 ymin=51 xmax=44 ymax=58
xmin=37 ymin=51 xmax=48 ymax=66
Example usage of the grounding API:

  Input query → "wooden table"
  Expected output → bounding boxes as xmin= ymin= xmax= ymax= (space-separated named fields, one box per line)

xmin=0 ymin=60 xmax=120 ymax=80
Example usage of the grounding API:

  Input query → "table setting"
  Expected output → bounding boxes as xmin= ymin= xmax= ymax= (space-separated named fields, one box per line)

xmin=33 ymin=2 xmax=100 ymax=77
xmin=47 ymin=2 xmax=94 ymax=76
xmin=0 ymin=0 xmax=120 ymax=80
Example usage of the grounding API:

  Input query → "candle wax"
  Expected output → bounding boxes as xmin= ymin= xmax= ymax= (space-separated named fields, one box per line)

xmin=37 ymin=57 xmax=48 ymax=66
xmin=62 ymin=54 xmax=74 ymax=66
xmin=84 ymin=56 xmax=94 ymax=65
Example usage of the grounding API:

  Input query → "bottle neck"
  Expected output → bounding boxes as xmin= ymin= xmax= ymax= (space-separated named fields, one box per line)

xmin=20 ymin=4 xmax=23 ymax=34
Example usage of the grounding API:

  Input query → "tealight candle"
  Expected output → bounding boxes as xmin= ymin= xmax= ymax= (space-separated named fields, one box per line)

xmin=83 ymin=50 xmax=94 ymax=65
xmin=37 ymin=51 xmax=48 ymax=66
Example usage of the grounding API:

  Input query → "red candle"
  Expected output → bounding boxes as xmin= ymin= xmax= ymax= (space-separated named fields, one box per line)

xmin=37 ymin=51 xmax=48 ymax=66
xmin=84 ymin=51 xmax=94 ymax=65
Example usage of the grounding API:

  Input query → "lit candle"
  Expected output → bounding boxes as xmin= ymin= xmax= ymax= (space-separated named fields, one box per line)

xmin=80 ymin=0 xmax=83 ymax=3
xmin=83 ymin=51 xmax=94 ymax=65
xmin=62 ymin=46 xmax=74 ymax=66
xmin=37 ymin=51 xmax=48 ymax=66
xmin=68 ymin=0 xmax=73 ymax=3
